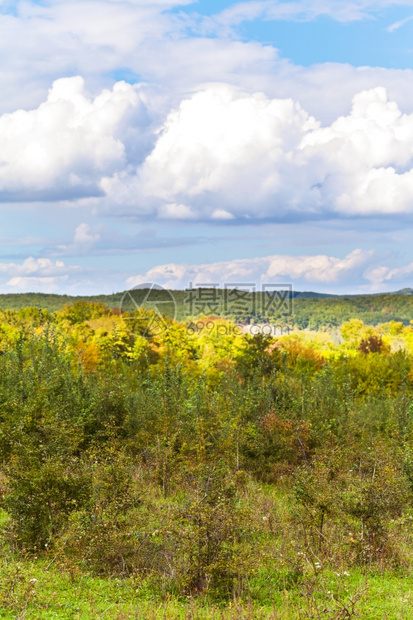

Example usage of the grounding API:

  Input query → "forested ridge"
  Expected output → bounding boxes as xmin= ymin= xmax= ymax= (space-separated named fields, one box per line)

xmin=1 ymin=289 xmax=413 ymax=328
xmin=1 ymin=301 xmax=413 ymax=617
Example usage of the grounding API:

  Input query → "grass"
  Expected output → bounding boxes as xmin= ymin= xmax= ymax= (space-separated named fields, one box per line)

xmin=1 ymin=557 xmax=413 ymax=619
xmin=1 ymin=478 xmax=412 ymax=619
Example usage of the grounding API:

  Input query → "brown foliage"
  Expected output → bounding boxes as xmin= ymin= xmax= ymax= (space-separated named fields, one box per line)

xmin=358 ymin=335 xmax=388 ymax=355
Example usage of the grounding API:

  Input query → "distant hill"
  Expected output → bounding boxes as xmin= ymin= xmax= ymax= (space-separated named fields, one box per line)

xmin=0 ymin=289 xmax=335 ymax=312
xmin=0 ymin=289 xmax=412 ymax=329
xmin=292 ymin=291 xmax=337 ymax=299
xmin=393 ymin=288 xmax=413 ymax=295
xmin=0 ymin=288 xmax=338 ymax=312
xmin=0 ymin=292 xmax=124 ymax=312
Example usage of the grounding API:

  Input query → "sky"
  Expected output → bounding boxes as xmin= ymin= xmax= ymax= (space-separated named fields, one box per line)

xmin=3 ymin=0 xmax=413 ymax=295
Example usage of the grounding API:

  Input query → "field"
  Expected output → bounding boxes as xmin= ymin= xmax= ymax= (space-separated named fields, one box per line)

xmin=1 ymin=299 xmax=413 ymax=617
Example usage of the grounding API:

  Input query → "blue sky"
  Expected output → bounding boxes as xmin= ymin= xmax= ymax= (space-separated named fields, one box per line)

xmin=2 ymin=0 xmax=413 ymax=295
xmin=179 ymin=1 xmax=413 ymax=68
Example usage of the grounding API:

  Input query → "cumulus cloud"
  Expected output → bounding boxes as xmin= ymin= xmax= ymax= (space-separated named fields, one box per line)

xmin=3 ymin=76 xmax=413 ymax=223
xmin=157 ymin=203 xmax=197 ymax=219
xmin=364 ymin=261 xmax=413 ymax=288
xmin=5 ymin=80 xmax=413 ymax=220
xmin=103 ymin=85 xmax=413 ymax=220
xmin=0 ymin=255 xmax=130 ymax=294
xmin=0 ymin=76 xmax=151 ymax=201
xmin=136 ymin=86 xmax=318 ymax=217
xmin=0 ymin=257 xmax=84 ymax=292
xmin=53 ymin=223 xmax=101 ymax=256
xmin=126 ymin=249 xmax=376 ymax=290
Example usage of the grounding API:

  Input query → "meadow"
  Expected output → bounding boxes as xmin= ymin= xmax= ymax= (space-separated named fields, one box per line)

xmin=1 ymin=301 xmax=413 ymax=617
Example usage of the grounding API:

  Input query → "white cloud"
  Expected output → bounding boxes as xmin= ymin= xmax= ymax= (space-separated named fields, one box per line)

xmin=106 ymin=85 xmax=319 ymax=217
xmin=0 ymin=257 xmax=84 ymax=292
xmin=212 ymin=209 xmax=235 ymax=220
xmin=5 ymin=0 xmax=413 ymax=124
xmin=104 ymin=85 xmax=413 ymax=220
xmin=0 ymin=257 xmax=65 ymax=276
xmin=126 ymin=249 xmax=375 ymax=289
xmin=216 ymin=1 xmax=413 ymax=25
xmin=4 ymin=80 xmax=413 ymax=220
xmin=364 ymin=261 xmax=413 ymax=288
xmin=0 ymin=76 xmax=150 ymax=201
xmin=387 ymin=14 xmax=413 ymax=32
xmin=0 ymin=255 xmax=124 ymax=294
xmin=2 ymin=0 xmax=413 ymax=297
xmin=0 ymin=0 xmax=280 ymax=117
xmin=157 ymin=203 xmax=197 ymax=219
xmin=6 ymin=276 xmax=68 ymax=291
xmin=2 ymin=0 xmax=413 ymax=133
xmin=73 ymin=223 xmax=100 ymax=247
xmin=271 ymin=64 xmax=413 ymax=124
xmin=54 ymin=223 xmax=101 ymax=256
